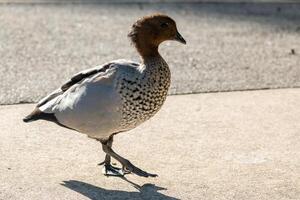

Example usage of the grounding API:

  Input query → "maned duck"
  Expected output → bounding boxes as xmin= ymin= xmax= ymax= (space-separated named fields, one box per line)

xmin=23 ymin=13 xmax=186 ymax=177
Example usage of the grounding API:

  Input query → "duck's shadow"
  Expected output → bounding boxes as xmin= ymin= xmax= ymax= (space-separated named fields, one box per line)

xmin=61 ymin=176 xmax=179 ymax=200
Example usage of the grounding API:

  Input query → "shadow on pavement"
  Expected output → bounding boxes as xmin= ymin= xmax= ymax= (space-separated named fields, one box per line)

xmin=61 ymin=179 xmax=179 ymax=200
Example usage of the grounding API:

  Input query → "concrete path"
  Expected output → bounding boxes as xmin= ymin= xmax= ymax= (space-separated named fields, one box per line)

xmin=1 ymin=89 xmax=299 ymax=199
xmin=0 ymin=3 xmax=299 ymax=104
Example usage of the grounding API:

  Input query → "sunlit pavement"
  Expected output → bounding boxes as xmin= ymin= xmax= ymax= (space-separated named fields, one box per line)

xmin=1 ymin=89 xmax=299 ymax=199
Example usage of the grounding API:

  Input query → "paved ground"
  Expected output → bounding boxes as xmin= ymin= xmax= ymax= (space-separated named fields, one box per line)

xmin=0 ymin=3 xmax=300 ymax=104
xmin=0 ymin=89 xmax=299 ymax=199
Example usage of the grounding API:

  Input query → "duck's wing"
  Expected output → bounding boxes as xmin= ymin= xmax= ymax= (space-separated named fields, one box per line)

xmin=37 ymin=63 xmax=112 ymax=108
xmin=23 ymin=60 xmax=139 ymax=124
xmin=23 ymin=62 xmax=115 ymax=123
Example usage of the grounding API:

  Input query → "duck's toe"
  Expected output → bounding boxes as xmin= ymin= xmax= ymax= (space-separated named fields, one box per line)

xmin=132 ymin=167 xmax=158 ymax=178
xmin=122 ymin=162 xmax=158 ymax=178
xmin=102 ymin=164 xmax=124 ymax=177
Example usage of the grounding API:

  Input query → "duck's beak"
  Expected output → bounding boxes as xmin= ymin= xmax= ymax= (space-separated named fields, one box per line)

xmin=174 ymin=31 xmax=186 ymax=45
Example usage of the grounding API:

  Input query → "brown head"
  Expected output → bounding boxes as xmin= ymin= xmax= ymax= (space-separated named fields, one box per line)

xmin=128 ymin=14 xmax=186 ymax=59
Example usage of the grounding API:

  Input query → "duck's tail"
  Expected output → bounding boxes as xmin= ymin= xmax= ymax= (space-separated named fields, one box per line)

xmin=23 ymin=108 xmax=56 ymax=123
xmin=23 ymin=116 xmax=34 ymax=122
xmin=23 ymin=108 xmax=41 ymax=122
xmin=23 ymin=107 xmax=74 ymax=130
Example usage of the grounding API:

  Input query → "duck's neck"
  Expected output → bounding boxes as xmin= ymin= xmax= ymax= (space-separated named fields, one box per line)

xmin=134 ymin=37 xmax=160 ymax=59
xmin=141 ymin=51 xmax=170 ymax=83
xmin=141 ymin=52 xmax=168 ymax=70
xmin=137 ymin=46 xmax=164 ymax=66
xmin=134 ymin=40 xmax=169 ymax=75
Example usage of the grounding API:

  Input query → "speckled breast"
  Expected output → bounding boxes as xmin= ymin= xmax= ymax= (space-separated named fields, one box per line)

xmin=117 ymin=59 xmax=171 ymax=130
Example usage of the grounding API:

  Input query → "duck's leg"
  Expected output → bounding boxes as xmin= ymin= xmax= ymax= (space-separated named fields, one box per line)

xmin=98 ymin=135 xmax=124 ymax=176
xmin=101 ymin=140 xmax=157 ymax=178
xmin=98 ymin=135 xmax=113 ymax=166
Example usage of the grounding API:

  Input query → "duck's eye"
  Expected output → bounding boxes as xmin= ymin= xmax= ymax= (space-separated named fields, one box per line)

xmin=160 ymin=22 xmax=169 ymax=28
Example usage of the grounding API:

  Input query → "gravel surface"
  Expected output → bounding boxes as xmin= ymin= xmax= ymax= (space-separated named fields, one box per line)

xmin=0 ymin=3 xmax=299 ymax=104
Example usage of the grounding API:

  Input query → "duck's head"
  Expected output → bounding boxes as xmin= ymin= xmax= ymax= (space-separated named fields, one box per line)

xmin=128 ymin=14 xmax=186 ymax=58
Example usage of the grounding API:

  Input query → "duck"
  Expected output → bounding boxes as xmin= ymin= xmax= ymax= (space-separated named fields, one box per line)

xmin=23 ymin=13 xmax=186 ymax=178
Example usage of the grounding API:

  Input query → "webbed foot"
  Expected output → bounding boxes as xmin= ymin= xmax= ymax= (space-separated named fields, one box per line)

xmin=102 ymin=164 xmax=125 ymax=177
xmin=122 ymin=160 xmax=158 ymax=178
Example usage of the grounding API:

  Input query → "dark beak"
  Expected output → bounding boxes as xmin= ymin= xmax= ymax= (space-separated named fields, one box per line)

xmin=174 ymin=31 xmax=186 ymax=44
